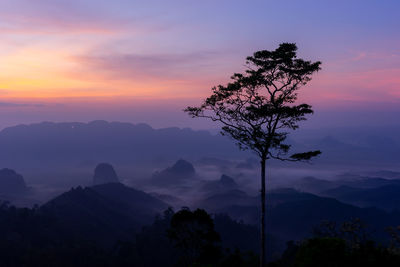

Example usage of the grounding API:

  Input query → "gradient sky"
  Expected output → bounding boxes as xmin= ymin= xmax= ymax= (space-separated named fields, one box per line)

xmin=0 ymin=0 xmax=399 ymax=129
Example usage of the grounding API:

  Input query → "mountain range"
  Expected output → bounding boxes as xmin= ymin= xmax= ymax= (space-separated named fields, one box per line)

xmin=0 ymin=121 xmax=399 ymax=173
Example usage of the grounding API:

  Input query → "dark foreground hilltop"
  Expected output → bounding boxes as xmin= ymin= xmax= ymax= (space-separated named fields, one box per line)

xmin=1 ymin=177 xmax=400 ymax=266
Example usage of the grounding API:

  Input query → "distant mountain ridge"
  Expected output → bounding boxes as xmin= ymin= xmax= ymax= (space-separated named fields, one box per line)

xmin=322 ymin=184 xmax=400 ymax=211
xmin=0 ymin=121 xmax=240 ymax=168
xmin=1 ymin=120 xmax=399 ymax=171
xmin=93 ymin=163 xmax=119 ymax=185
xmin=293 ymin=175 xmax=400 ymax=194
xmin=200 ymin=174 xmax=239 ymax=195
xmin=152 ymin=159 xmax=197 ymax=185
xmin=0 ymin=168 xmax=28 ymax=195
xmin=198 ymin=187 xmax=400 ymax=245
xmin=41 ymin=182 xmax=168 ymax=245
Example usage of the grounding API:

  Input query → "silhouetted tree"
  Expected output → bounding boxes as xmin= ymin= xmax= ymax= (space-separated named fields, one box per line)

xmin=270 ymin=236 xmax=400 ymax=267
xmin=313 ymin=218 xmax=370 ymax=250
xmin=168 ymin=208 xmax=221 ymax=266
xmin=135 ymin=207 xmax=177 ymax=266
xmin=386 ymin=225 xmax=400 ymax=254
xmin=185 ymin=43 xmax=321 ymax=266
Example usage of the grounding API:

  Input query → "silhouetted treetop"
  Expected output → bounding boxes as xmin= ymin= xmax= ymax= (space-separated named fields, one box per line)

xmin=185 ymin=42 xmax=321 ymax=160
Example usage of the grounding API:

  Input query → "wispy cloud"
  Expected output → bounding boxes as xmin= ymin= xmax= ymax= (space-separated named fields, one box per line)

xmin=72 ymin=51 xmax=229 ymax=81
xmin=0 ymin=102 xmax=45 ymax=108
xmin=0 ymin=1 xmax=169 ymax=35
xmin=304 ymin=67 xmax=400 ymax=104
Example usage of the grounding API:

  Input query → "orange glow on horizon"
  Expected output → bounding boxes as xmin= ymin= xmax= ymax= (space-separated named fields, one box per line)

xmin=1 ymin=45 xmax=399 ymax=105
xmin=1 ymin=48 xmax=196 ymax=99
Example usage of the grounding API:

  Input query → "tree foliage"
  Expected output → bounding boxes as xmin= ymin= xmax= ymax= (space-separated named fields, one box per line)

xmin=185 ymin=43 xmax=321 ymax=160
xmin=168 ymin=208 xmax=221 ymax=266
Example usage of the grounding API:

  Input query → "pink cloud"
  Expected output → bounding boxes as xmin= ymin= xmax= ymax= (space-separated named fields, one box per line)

xmin=297 ymin=49 xmax=400 ymax=106
xmin=70 ymin=51 xmax=231 ymax=82
xmin=0 ymin=14 xmax=123 ymax=35
xmin=0 ymin=1 xmax=169 ymax=35
xmin=303 ymin=68 xmax=400 ymax=105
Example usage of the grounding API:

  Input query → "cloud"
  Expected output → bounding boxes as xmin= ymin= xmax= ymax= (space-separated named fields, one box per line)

xmin=0 ymin=13 xmax=121 ymax=35
xmin=0 ymin=1 xmax=168 ymax=35
xmin=303 ymin=67 xmax=400 ymax=105
xmin=73 ymin=51 xmax=228 ymax=81
xmin=0 ymin=102 xmax=45 ymax=108
xmin=329 ymin=50 xmax=400 ymax=73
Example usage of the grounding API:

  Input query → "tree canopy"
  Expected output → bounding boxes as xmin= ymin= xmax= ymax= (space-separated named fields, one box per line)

xmin=185 ymin=43 xmax=321 ymax=161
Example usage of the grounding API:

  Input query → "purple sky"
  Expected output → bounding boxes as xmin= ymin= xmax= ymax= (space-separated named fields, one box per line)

xmin=0 ymin=0 xmax=399 ymax=129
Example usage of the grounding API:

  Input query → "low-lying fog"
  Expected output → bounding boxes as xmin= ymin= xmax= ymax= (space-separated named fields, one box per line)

xmin=0 ymin=120 xmax=399 ymax=208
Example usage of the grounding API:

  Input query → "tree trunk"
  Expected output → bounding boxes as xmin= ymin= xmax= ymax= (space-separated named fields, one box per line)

xmin=260 ymin=158 xmax=267 ymax=267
